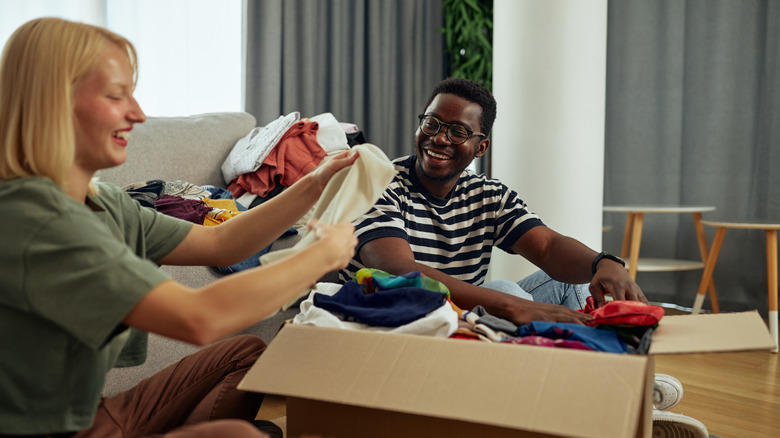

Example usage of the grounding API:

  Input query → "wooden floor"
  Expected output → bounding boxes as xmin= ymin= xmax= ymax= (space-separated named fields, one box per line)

xmin=655 ymin=348 xmax=780 ymax=437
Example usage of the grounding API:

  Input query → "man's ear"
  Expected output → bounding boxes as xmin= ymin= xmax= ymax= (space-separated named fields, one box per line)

xmin=474 ymin=137 xmax=490 ymax=158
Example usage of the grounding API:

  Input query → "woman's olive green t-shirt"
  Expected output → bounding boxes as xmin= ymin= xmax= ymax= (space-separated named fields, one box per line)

xmin=0 ymin=178 xmax=192 ymax=434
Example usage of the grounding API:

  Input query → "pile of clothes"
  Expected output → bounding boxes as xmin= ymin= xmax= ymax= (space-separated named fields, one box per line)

xmin=123 ymin=178 xmax=291 ymax=274
xmin=293 ymin=269 xmax=458 ymax=338
xmin=220 ymin=112 xmax=364 ymax=209
xmin=295 ymin=269 xmax=665 ymax=354
xmin=124 ymin=179 xmax=244 ymax=226
xmin=453 ymin=295 xmax=663 ymax=354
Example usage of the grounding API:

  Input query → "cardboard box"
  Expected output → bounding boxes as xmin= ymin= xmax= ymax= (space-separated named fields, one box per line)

xmin=239 ymin=311 xmax=774 ymax=438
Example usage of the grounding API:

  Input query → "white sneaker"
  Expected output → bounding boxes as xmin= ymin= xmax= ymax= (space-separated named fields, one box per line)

xmin=653 ymin=373 xmax=684 ymax=411
xmin=652 ymin=410 xmax=709 ymax=438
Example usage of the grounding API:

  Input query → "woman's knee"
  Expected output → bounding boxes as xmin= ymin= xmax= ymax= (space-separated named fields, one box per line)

xmin=228 ymin=334 xmax=267 ymax=363
xmin=203 ymin=334 xmax=267 ymax=368
xmin=229 ymin=334 xmax=267 ymax=353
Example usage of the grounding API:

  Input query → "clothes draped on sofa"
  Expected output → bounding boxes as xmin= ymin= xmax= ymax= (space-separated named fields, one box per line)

xmin=155 ymin=194 xmax=213 ymax=224
xmin=123 ymin=180 xmax=243 ymax=227
xmin=221 ymin=111 xmax=301 ymax=185
xmin=223 ymin=111 xmax=354 ymax=201
xmin=228 ymin=118 xmax=325 ymax=199
xmin=122 ymin=178 xmax=290 ymax=275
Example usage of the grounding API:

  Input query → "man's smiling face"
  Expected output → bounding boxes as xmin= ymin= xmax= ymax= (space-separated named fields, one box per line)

xmin=414 ymin=93 xmax=489 ymax=198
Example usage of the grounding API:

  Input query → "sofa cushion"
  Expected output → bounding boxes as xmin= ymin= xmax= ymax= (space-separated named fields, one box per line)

xmin=97 ymin=112 xmax=257 ymax=188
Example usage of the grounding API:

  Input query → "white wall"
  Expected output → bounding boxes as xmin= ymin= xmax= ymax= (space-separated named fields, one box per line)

xmin=490 ymin=0 xmax=607 ymax=281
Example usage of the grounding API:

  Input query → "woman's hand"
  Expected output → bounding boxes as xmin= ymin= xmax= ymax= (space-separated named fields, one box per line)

xmin=309 ymin=150 xmax=359 ymax=191
xmin=308 ymin=219 xmax=358 ymax=271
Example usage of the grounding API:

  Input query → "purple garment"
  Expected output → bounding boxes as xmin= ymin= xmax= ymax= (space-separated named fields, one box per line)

xmin=155 ymin=194 xmax=212 ymax=224
xmin=502 ymin=335 xmax=594 ymax=351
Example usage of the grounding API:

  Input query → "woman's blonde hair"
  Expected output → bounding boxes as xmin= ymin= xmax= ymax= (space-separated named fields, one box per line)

xmin=0 ymin=17 xmax=137 ymax=191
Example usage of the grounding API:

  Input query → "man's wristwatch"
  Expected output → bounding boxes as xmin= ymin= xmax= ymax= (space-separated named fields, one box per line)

xmin=591 ymin=251 xmax=625 ymax=276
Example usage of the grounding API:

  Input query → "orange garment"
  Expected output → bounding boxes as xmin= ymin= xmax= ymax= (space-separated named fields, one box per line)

xmin=230 ymin=119 xmax=325 ymax=198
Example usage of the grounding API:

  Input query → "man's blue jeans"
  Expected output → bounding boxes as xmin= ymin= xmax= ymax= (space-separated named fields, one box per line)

xmin=482 ymin=270 xmax=590 ymax=310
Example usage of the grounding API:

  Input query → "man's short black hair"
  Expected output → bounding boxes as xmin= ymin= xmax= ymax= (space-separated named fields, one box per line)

xmin=424 ymin=77 xmax=497 ymax=136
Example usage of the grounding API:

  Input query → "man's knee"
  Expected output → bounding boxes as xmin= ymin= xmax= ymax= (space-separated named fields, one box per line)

xmin=482 ymin=279 xmax=534 ymax=301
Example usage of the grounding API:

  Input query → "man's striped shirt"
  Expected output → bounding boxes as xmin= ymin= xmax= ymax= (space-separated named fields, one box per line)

xmin=339 ymin=155 xmax=544 ymax=284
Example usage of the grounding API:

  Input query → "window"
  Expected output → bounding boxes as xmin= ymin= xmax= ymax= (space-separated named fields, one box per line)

xmin=0 ymin=0 xmax=242 ymax=116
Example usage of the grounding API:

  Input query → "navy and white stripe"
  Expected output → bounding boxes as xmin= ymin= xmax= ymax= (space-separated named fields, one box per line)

xmin=339 ymin=155 xmax=544 ymax=284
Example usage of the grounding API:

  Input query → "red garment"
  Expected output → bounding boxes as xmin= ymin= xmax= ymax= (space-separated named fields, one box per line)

xmin=230 ymin=119 xmax=325 ymax=198
xmin=449 ymin=330 xmax=481 ymax=341
xmin=578 ymin=296 xmax=665 ymax=327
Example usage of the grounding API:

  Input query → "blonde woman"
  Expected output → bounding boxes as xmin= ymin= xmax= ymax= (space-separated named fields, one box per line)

xmin=0 ymin=17 xmax=357 ymax=437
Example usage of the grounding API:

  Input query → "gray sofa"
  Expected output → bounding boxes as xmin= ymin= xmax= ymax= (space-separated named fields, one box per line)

xmin=97 ymin=112 xmax=301 ymax=396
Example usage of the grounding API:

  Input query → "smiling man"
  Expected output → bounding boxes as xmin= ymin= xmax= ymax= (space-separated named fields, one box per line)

xmin=339 ymin=77 xmax=646 ymax=326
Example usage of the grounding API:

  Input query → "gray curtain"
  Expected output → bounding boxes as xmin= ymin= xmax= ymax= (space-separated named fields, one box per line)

xmin=604 ymin=0 xmax=780 ymax=316
xmin=244 ymin=0 xmax=444 ymax=160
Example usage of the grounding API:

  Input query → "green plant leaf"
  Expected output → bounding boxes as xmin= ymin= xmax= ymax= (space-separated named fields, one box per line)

xmin=442 ymin=0 xmax=493 ymax=90
xmin=476 ymin=31 xmax=491 ymax=49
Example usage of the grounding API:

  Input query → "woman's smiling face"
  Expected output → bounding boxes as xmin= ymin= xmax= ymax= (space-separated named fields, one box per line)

xmin=72 ymin=43 xmax=145 ymax=175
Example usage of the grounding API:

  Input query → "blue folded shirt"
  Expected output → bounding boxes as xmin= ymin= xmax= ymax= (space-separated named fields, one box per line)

xmin=313 ymin=281 xmax=448 ymax=327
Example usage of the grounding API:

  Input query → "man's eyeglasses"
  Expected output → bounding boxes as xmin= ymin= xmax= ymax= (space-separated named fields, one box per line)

xmin=417 ymin=114 xmax=485 ymax=145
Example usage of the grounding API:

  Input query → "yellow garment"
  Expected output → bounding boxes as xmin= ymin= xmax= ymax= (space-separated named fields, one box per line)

xmin=202 ymin=198 xmax=242 ymax=226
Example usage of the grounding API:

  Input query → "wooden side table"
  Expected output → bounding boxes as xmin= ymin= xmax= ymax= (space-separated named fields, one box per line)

xmin=603 ymin=205 xmax=718 ymax=309
xmin=691 ymin=219 xmax=780 ymax=352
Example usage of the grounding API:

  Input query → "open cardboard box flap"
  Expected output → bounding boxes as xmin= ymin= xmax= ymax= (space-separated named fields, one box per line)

xmin=239 ymin=311 xmax=773 ymax=438
xmin=649 ymin=310 xmax=773 ymax=354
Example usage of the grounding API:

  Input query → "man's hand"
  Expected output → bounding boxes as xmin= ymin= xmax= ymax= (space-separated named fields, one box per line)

xmin=502 ymin=295 xmax=593 ymax=326
xmin=589 ymin=260 xmax=647 ymax=307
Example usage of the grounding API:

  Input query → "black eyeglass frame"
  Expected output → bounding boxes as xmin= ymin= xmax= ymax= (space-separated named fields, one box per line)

xmin=417 ymin=114 xmax=486 ymax=145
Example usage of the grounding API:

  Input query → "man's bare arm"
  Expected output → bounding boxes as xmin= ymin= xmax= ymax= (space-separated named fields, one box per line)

xmin=358 ymin=236 xmax=590 ymax=325
xmin=512 ymin=226 xmax=646 ymax=306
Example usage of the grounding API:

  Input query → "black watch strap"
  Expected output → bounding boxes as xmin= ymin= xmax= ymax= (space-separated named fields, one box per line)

xmin=591 ymin=251 xmax=625 ymax=276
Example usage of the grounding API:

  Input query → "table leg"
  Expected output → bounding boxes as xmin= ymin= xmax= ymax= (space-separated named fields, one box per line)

xmin=620 ymin=213 xmax=634 ymax=260
xmin=692 ymin=227 xmax=727 ymax=315
xmin=692 ymin=212 xmax=719 ymax=313
xmin=628 ymin=213 xmax=644 ymax=280
xmin=766 ymin=229 xmax=778 ymax=353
